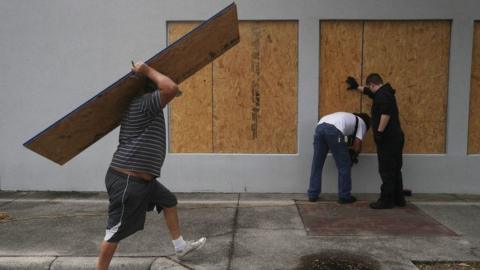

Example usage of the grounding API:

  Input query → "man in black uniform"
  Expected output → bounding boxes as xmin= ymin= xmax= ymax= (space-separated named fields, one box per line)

xmin=346 ymin=73 xmax=405 ymax=209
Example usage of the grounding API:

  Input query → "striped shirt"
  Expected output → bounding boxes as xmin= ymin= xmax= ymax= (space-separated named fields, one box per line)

xmin=110 ymin=90 xmax=166 ymax=177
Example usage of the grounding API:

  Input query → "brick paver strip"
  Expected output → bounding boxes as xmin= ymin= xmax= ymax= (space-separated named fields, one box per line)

xmin=297 ymin=201 xmax=457 ymax=236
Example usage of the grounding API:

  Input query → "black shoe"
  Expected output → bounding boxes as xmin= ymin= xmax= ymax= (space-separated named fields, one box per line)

xmin=369 ymin=200 xmax=394 ymax=209
xmin=338 ymin=196 xmax=357 ymax=204
xmin=308 ymin=197 xmax=319 ymax=202
xmin=403 ymin=189 xmax=412 ymax=197
xmin=394 ymin=197 xmax=407 ymax=207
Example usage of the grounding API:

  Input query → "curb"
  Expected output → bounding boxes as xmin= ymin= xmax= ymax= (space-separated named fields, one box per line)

xmin=0 ymin=257 xmax=55 ymax=270
xmin=0 ymin=257 xmax=190 ymax=270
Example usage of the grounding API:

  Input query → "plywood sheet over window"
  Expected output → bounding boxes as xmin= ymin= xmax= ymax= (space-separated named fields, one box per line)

xmin=168 ymin=21 xmax=298 ymax=153
xmin=319 ymin=20 xmax=451 ymax=153
xmin=168 ymin=22 xmax=213 ymax=153
xmin=319 ymin=21 xmax=363 ymax=116
xmin=469 ymin=22 xmax=480 ymax=154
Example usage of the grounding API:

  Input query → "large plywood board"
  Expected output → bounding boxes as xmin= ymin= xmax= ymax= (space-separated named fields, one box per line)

xmin=362 ymin=20 xmax=450 ymax=153
xmin=318 ymin=21 xmax=375 ymax=152
xmin=256 ymin=21 xmax=298 ymax=153
xmin=213 ymin=21 xmax=298 ymax=153
xmin=24 ymin=4 xmax=239 ymax=164
xmin=469 ymin=22 xmax=480 ymax=154
xmin=213 ymin=22 xmax=256 ymax=152
xmin=168 ymin=22 xmax=213 ymax=153
xmin=319 ymin=21 xmax=363 ymax=118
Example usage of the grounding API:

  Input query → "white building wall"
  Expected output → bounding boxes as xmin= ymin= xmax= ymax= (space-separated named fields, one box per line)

xmin=0 ymin=0 xmax=479 ymax=193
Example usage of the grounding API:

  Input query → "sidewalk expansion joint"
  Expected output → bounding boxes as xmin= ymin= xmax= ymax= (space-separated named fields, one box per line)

xmin=205 ymin=230 xmax=234 ymax=238
xmin=414 ymin=201 xmax=480 ymax=206
xmin=48 ymin=256 xmax=58 ymax=270
xmin=294 ymin=199 xmax=309 ymax=234
xmin=0 ymin=212 xmax=106 ymax=224
xmin=148 ymin=257 xmax=155 ymax=270
xmin=164 ymin=256 xmax=195 ymax=270
xmin=226 ymin=193 xmax=240 ymax=270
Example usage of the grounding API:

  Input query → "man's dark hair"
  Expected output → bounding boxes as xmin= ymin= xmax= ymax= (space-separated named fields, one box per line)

xmin=144 ymin=78 xmax=157 ymax=93
xmin=353 ymin=112 xmax=371 ymax=131
xmin=365 ymin=73 xmax=383 ymax=86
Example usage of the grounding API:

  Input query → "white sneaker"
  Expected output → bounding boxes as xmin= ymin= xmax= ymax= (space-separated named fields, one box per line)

xmin=175 ymin=237 xmax=207 ymax=259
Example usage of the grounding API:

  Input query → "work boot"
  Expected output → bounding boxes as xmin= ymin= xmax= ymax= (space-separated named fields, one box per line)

xmin=338 ymin=195 xmax=357 ymax=204
xmin=369 ymin=199 xmax=394 ymax=209
xmin=394 ymin=195 xmax=406 ymax=207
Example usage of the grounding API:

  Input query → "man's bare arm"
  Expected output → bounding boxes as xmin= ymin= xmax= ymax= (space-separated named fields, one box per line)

xmin=132 ymin=61 xmax=180 ymax=108
xmin=351 ymin=138 xmax=362 ymax=153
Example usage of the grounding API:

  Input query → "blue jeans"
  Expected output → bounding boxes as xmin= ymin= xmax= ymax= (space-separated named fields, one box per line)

xmin=308 ymin=123 xmax=353 ymax=200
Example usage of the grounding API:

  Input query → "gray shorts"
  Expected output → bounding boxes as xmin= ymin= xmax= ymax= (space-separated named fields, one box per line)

xmin=104 ymin=167 xmax=177 ymax=242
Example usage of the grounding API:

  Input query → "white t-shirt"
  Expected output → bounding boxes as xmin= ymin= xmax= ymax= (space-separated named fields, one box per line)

xmin=318 ymin=112 xmax=367 ymax=140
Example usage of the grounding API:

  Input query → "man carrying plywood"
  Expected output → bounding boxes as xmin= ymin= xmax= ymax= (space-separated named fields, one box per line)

xmin=96 ymin=62 xmax=206 ymax=270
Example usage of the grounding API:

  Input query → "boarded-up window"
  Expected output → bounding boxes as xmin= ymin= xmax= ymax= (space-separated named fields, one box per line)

xmin=469 ymin=21 xmax=480 ymax=154
xmin=320 ymin=21 xmax=451 ymax=153
xmin=168 ymin=21 xmax=298 ymax=153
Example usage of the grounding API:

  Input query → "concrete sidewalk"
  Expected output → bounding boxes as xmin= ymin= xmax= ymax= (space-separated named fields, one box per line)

xmin=1 ymin=192 xmax=480 ymax=270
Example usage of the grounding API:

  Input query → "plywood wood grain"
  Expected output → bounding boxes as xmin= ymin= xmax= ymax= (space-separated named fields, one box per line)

xmin=213 ymin=22 xmax=256 ymax=152
xmin=362 ymin=20 xmax=451 ymax=153
xmin=24 ymin=4 xmax=239 ymax=164
xmin=319 ymin=21 xmax=363 ymax=118
xmin=168 ymin=22 xmax=213 ymax=153
xmin=257 ymin=21 xmax=298 ymax=153
xmin=468 ymin=22 xmax=480 ymax=154
xmin=213 ymin=21 xmax=298 ymax=153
